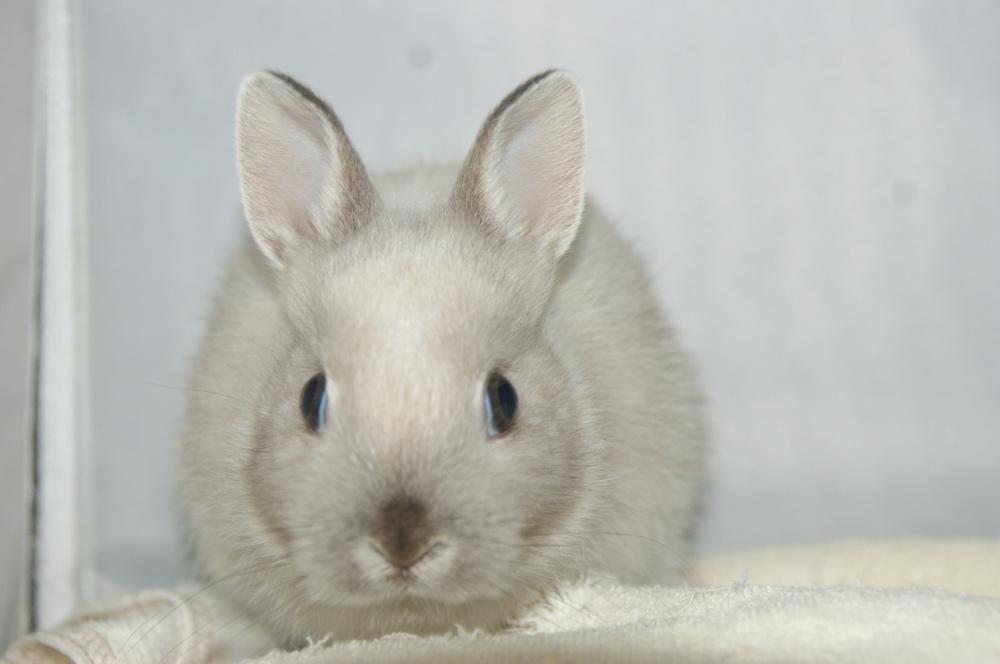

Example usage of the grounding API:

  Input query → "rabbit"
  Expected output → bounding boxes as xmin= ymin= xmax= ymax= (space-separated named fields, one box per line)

xmin=179 ymin=69 xmax=706 ymax=646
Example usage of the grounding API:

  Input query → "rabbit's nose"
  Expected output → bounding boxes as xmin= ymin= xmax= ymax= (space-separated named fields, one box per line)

xmin=370 ymin=493 xmax=436 ymax=569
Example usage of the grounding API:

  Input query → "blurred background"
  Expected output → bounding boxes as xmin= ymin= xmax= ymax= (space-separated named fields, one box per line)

xmin=2 ymin=0 xmax=999 ymax=643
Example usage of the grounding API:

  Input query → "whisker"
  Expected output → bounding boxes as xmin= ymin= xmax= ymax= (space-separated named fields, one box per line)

xmin=115 ymin=557 xmax=291 ymax=660
xmin=132 ymin=379 xmax=244 ymax=403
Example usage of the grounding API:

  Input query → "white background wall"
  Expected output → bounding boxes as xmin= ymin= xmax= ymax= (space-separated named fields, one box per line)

xmin=78 ymin=1 xmax=999 ymax=596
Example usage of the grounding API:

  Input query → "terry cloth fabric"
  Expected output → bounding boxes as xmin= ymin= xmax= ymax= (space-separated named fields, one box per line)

xmin=4 ymin=538 xmax=999 ymax=664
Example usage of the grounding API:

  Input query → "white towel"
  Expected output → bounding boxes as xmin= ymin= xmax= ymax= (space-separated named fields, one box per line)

xmin=5 ymin=539 xmax=1000 ymax=664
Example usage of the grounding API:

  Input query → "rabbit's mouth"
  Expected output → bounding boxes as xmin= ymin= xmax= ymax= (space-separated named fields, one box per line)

xmin=353 ymin=536 xmax=457 ymax=596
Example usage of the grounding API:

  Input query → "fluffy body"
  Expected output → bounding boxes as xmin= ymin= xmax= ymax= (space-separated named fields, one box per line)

xmin=180 ymin=70 xmax=705 ymax=644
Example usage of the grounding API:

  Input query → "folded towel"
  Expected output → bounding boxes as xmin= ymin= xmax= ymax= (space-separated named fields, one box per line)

xmin=694 ymin=537 xmax=1000 ymax=597
xmin=4 ymin=539 xmax=999 ymax=664
xmin=1 ymin=588 xmax=213 ymax=664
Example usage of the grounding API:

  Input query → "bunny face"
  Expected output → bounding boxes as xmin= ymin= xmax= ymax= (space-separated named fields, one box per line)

xmin=246 ymin=209 xmax=602 ymax=614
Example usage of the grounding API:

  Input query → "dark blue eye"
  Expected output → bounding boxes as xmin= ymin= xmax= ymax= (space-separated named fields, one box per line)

xmin=484 ymin=371 xmax=517 ymax=437
xmin=300 ymin=373 xmax=327 ymax=433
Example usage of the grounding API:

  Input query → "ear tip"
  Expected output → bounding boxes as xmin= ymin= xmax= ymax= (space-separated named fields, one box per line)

xmin=240 ymin=70 xmax=273 ymax=90
xmin=532 ymin=69 xmax=585 ymax=109
xmin=238 ymin=70 xmax=286 ymax=99
xmin=541 ymin=68 xmax=579 ymax=84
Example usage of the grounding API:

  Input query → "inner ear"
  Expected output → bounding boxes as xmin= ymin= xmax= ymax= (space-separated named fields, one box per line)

xmin=236 ymin=71 xmax=377 ymax=268
xmin=452 ymin=70 xmax=587 ymax=261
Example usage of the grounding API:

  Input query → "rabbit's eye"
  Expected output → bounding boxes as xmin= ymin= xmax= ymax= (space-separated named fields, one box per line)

xmin=300 ymin=373 xmax=327 ymax=433
xmin=484 ymin=371 xmax=518 ymax=437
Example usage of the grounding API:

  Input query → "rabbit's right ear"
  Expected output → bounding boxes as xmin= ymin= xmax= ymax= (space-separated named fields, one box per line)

xmin=236 ymin=71 xmax=377 ymax=269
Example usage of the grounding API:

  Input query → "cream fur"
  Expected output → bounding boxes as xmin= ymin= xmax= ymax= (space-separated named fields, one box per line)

xmin=178 ymin=70 xmax=705 ymax=646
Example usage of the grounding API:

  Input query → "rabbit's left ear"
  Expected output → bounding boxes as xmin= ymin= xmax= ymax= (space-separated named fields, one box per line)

xmin=236 ymin=70 xmax=378 ymax=269
xmin=451 ymin=70 xmax=587 ymax=261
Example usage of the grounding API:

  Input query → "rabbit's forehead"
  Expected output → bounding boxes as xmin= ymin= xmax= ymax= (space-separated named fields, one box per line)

xmin=306 ymin=258 xmax=486 ymax=359
xmin=312 ymin=261 xmax=495 ymax=441
xmin=322 ymin=239 xmax=523 ymax=327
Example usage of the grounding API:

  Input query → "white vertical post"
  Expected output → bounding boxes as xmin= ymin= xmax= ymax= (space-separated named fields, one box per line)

xmin=0 ymin=0 xmax=40 ymax=650
xmin=34 ymin=0 xmax=91 ymax=630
